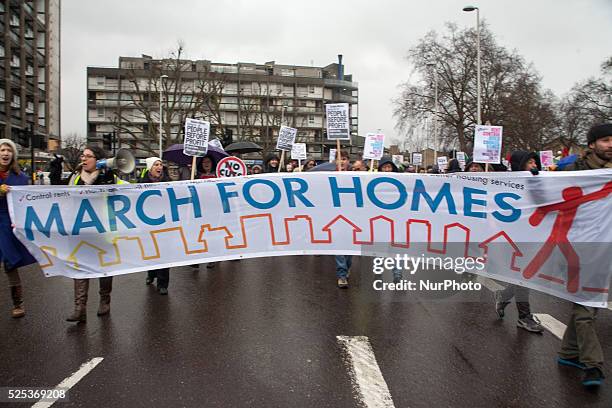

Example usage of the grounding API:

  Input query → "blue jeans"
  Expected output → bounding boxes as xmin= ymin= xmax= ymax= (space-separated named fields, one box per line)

xmin=335 ymin=255 xmax=352 ymax=279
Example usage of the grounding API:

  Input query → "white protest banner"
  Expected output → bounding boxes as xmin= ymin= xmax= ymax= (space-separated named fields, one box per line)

xmin=9 ymin=170 xmax=612 ymax=307
xmin=363 ymin=133 xmax=385 ymax=160
xmin=329 ymin=149 xmax=337 ymax=163
xmin=540 ymin=150 xmax=554 ymax=168
xmin=412 ymin=153 xmax=423 ymax=166
xmin=473 ymin=125 xmax=503 ymax=164
xmin=276 ymin=126 xmax=298 ymax=151
xmin=325 ymin=103 xmax=350 ymax=140
xmin=208 ymin=139 xmax=224 ymax=150
xmin=183 ymin=118 xmax=210 ymax=157
xmin=216 ymin=156 xmax=247 ymax=178
xmin=437 ymin=156 xmax=448 ymax=170
xmin=392 ymin=155 xmax=404 ymax=167
xmin=291 ymin=143 xmax=307 ymax=161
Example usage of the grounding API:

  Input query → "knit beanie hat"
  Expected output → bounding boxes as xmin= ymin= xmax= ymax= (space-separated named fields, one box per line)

xmin=0 ymin=138 xmax=18 ymax=156
xmin=587 ymin=124 xmax=612 ymax=144
xmin=145 ymin=157 xmax=162 ymax=171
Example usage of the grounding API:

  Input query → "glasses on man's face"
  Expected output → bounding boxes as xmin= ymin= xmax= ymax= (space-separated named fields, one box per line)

xmin=81 ymin=154 xmax=95 ymax=159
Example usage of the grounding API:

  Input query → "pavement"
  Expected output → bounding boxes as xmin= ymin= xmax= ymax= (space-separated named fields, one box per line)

xmin=0 ymin=256 xmax=611 ymax=407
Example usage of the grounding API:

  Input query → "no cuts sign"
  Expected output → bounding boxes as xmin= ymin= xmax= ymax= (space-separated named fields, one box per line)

xmin=216 ymin=156 xmax=247 ymax=178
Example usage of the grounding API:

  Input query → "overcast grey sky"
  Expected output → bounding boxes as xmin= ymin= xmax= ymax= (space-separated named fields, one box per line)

xmin=62 ymin=0 xmax=612 ymax=145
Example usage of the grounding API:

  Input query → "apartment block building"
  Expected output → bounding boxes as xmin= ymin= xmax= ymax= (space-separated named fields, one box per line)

xmin=87 ymin=54 xmax=358 ymax=160
xmin=0 ymin=0 xmax=60 ymax=152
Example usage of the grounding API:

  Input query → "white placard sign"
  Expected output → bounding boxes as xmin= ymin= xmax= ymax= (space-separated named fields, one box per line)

xmin=183 ymin=118 xmax=210 ymax=157
xmin=392 ymin=155 xmax=403 ymax=167
xmin=456 ymin=152 xmax=466 ymax=163
xmin=473 ymin=125 xmax=503 ymax=164
xmin=437 ymin=156 xmax=448 ymax=169
xmin=325 ymin=103 xmax=350 ymax=140
xmin=329 ymin=149 xmax=337 ymax=163
xmin=276 ymin=126 xmax=298 ymax=151
xmin=208 ymin=139 xmax=224 ymax=150
xmin=363 ymin=133 xmax=385 ymax=160
xmin=291 ymin=143 xmax=307 ymax=160
xmin=412 ymin=153 xmax=423 ymax=166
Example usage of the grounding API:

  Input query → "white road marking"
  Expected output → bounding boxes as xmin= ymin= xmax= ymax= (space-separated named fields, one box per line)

xmin=475 ymin=276 xmax=568 ymax=340
xmin=533 ymin=314 xmax=566 ymax=340
xmin=337 ymin=336 xmax=395 ymax=408
xmin=31 ymin=357 xmax=104 ymax=408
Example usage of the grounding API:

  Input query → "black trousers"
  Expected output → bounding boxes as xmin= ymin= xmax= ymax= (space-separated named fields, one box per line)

xmin=147 ymin=268 xmax=169 ymax=289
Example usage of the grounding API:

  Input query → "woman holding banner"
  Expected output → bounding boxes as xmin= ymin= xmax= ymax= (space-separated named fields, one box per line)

xmin=0 ymin=139 xmax=38 ymax=318
xmin=66 ymin=146 xmax=119 ymax=323
xmin=139 ymin=157 xmax=172 ymax=294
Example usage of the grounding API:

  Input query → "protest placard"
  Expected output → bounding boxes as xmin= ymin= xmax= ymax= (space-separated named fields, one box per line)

xmin=325 ymin=103 xmax=350 ymax=140
xmin=208 ymin=139 xmax=224 ymax=150
xmin=392 ymin=155 xmax=403 ymax=167
xmin=437 ymin=156 xmax=448 ymax=170
xmin=412 ymin=153 xmax=423 ymax=166
xmin=216 ymin=156 xmax=247 ymax=178
xmin=363 ymin=133 xmax=385 ymax=160
xmin=540 ymin=150 xmax=554 ymax=168
xmin=473 ymin=125 xmax=503 ymax=164
xmin=276 ymin=126 xmax=298 ymax=151
xmin=329 ymin=149 xmax=337 ymax=163
xmin=291 ymin=143 xmax=307 ymax=160
xmin=183 ymin=118 xmax=210 ymax=157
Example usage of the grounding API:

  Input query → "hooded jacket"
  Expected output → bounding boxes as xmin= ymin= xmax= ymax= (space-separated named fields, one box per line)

xmin=446 ymin=158 xmax=462 ymax=173
xmin=377 ymin=157 xmax=399 ymax=172
xmin=510 ymin=151 xmax=541 ymax=172
xmin=263 ymin=154 xmax=280 ymax=173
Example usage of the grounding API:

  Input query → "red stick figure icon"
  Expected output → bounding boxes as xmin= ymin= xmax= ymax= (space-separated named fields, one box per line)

xmin=523 ymin=181 xmax=612 ymax=293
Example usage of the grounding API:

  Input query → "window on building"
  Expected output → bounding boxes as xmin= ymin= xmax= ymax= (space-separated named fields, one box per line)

xmin=96 ymin=76 xmax=105 ymax=86
xmin=97 ymin=108 xmax=104 ymax=117
xmin=309 ymin=85 xmax=315 ymax=94
xmin=0 ymin=88 xmax=4 ymax=102
xmin=309 ymin=115 xmax=315 ymax=124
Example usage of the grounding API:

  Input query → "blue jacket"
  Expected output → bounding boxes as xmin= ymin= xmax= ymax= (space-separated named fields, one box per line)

xmin=0 ymin=171 xmax=29 ymax=215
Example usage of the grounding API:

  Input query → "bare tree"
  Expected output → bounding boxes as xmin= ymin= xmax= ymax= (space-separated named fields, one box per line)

xmin=394 ymin=22 xmax=555 ymax=153
xmin=558 ymin=57 xmax=611 ymax=146
xmin=111 ymin=45 xmax=228 ymax=156
xmin=59 ymin=132 xmax=86 ymax=172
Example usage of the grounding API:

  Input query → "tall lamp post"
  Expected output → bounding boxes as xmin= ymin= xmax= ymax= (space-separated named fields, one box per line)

xmin=427 ymin=62 xmax=439 ymax=161
xmin=463 ymin=5 xmax=481 ymax=125
xmin=158 ymin=74 xmax=168 ymax=157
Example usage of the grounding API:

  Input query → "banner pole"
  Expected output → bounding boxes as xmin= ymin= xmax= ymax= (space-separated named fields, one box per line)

xmin=278 ymin=150 xmax=285 ymax=173
xmin=336 ymin=140 xmax=341 ymax=171
xmin=190 ymin=156 xmax=197 ymax=180
xmin=370 ymin=159 xmax=374 ymax=172
xmin=298 ymin=159 xmax=301 ymax=172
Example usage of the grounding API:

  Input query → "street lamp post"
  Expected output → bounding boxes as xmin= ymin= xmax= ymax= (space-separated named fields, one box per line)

xmin=158 ymin=74 xmax=168 ymax=157
xmin=463 ymin=5 xmax=481 ymax=125
xmin=427 ymin=62 xmax=439 ymax=161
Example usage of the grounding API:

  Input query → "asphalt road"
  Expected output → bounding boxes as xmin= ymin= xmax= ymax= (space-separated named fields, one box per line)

xmin=0 ymin=256 xmax=611 ymax=407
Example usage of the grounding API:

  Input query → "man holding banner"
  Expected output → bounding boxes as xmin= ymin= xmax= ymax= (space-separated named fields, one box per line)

xmin=557 ymin=123 xmax=612 ymax=387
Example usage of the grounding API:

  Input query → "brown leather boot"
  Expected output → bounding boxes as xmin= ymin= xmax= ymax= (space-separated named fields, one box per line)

xmin=66 ymin=279 xmax=88 ymax=322
xmin=10 ymin=285 xmax=25 ymax=318
xmin=97 ymin=277 xmax=112 ymax=316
